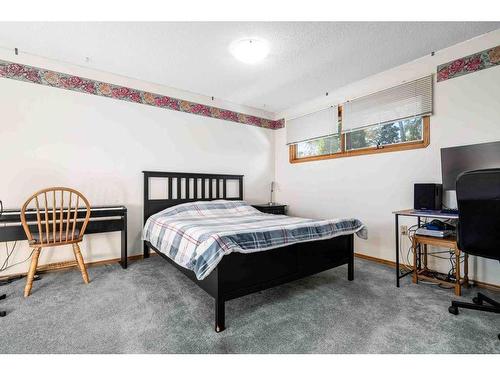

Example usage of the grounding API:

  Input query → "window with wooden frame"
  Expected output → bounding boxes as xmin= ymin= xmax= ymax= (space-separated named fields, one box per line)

xmin=288 ymin=76 xmax=433 ymax=164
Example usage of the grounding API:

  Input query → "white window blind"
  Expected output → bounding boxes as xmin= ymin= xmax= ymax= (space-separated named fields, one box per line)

xmin=343 ymin=75 xmax=433 ymax=133
xmin=286 ymin=106 xmax=338 ymax=145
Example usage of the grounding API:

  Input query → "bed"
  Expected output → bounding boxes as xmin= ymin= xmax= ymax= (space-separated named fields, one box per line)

xmin=142 ymin=171 xmax=366 ymax=332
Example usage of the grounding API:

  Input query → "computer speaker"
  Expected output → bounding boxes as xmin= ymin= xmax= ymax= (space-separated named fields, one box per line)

xmin=414 ymin=183 xmax=442 ymax=210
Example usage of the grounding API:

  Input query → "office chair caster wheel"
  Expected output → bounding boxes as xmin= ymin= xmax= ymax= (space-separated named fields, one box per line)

xmin=472 ymin=297 xmax=482 ymax=305
xmin=448 ymin=306 xmax=459 ymax=315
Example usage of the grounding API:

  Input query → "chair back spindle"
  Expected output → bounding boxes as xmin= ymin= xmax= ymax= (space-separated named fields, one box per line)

xmin=21 ymin=187 xmax=91 ymax=247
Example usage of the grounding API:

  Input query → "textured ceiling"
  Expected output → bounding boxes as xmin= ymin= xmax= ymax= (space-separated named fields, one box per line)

xmin=0 ymin=22 xmax=498 ymax=114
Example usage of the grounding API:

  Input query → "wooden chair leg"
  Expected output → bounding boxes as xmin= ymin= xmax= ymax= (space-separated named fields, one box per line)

xmin=24 ymin=248 xmax=41 ymax=297
xmin=423 ymin=244 xmax=428 ymax=270
xmin=72 ymin=243 xmax=90 ymax=284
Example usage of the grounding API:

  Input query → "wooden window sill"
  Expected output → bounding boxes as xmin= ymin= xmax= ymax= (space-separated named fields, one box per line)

xmin=289 ymin=116 xmax=430 ymax=164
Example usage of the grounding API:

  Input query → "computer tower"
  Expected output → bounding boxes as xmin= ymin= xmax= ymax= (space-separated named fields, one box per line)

xmin=414 ymin=183 xmax=442 ymax=210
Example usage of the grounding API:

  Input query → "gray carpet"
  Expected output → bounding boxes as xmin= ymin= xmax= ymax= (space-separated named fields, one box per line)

xmin=0 ymin=256 xmax=499 ymax=354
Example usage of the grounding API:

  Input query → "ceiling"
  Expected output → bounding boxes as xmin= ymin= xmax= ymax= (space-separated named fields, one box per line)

xmin=0 ymin=22 xmax=498 ymax=114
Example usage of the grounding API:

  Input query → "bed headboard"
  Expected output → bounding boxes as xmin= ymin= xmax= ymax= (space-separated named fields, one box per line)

xmin=143 ymin=171 xmax=244 ymax=221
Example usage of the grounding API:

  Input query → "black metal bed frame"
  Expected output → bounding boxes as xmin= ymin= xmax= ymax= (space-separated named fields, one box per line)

xmin=142 ymin=171 xmax=354 ymax=332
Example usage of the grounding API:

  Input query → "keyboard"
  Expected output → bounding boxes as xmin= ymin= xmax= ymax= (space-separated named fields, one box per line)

xmin=441 ymin=208 xmax=458 ymax=214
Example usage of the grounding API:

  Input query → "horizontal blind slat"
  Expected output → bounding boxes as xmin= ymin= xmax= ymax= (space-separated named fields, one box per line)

xmin=286 ymin=106 xmax=338 ymax=145
xmin=343 ymin=75 xmax=433 ymax=132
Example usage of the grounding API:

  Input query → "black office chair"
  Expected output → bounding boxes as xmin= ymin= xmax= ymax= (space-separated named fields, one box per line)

xmin=448 ymin=169 xmax=500 ymax=338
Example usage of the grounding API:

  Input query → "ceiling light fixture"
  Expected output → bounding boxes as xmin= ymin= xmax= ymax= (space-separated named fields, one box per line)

xmin=229 ymin=38 xmax=269 ymax=64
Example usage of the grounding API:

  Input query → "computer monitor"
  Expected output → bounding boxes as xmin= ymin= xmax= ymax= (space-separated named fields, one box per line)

xmin=441 ymin=141 xmax=500 ymax=191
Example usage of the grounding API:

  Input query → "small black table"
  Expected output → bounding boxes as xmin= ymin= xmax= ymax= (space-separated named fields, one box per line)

xmin=0 ymin=205 xmax=128 ymax=268
xmin=252 ymin=204 xmax=287 ymax=215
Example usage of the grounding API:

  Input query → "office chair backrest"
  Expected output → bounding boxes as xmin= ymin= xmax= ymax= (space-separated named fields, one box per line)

xmin=456 ymin=169 xmax=500 ymax=261
xmin=21 ymin=187 xmax=91 ymax=247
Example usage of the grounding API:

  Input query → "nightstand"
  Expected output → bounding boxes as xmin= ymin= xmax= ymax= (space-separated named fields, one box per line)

xmin=252 ymin=204 xmax=287 ymax=215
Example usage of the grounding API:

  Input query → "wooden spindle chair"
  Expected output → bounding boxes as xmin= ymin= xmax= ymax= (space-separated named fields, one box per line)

xmin=20 ymin=187 xmax=91 ymax=297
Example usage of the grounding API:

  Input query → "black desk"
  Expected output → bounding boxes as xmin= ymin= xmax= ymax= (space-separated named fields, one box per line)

xmin=0 ymin=205 xmax=128 ymax=269
xmin=393 ymin=209 xmax=459 ymax=287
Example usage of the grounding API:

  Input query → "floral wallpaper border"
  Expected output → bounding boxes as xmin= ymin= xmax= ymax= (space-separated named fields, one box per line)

xmin=437 ymin=45 xmax=500 ymax=82
xmin=0 ymin=59 xmax=284 ymax=129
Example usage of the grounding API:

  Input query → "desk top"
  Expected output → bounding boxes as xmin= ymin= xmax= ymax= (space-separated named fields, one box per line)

xmin=393 ymin=208 xmax=458 ymax=220
xmin=0 ymin=205 xmax=126 ymax=223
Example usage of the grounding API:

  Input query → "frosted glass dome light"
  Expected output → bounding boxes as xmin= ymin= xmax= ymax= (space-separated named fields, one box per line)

xmin=229 ymin=38 xmax=270 ymax=64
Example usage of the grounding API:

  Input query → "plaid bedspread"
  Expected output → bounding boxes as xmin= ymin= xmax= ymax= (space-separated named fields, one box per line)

xmin=143 ymin=200 xmax=367 ymax=280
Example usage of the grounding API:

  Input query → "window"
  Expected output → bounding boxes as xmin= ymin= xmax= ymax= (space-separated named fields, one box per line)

xmin=345 ymin=116 xmax=423 ymax=151
xmin=289 ymin=113 xmax=429 ymax=163
xmin=295 ymin=134 xmax=341 ymax=158
xmin=289 ymin=76 xmax=433 ymax=163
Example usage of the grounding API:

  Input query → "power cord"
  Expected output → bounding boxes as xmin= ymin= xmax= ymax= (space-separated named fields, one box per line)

xmin=0 ymin=201 xmax=6 ymax=317
xmin=0 ymin=200 xmax=33 ymax=273
xmin=0 ymin=201 xmax=42 ymax=318
xmin=403 ymin=218 xmax=461 ymax=289
xmin=1 ymin=241 xmax=34 ymax=273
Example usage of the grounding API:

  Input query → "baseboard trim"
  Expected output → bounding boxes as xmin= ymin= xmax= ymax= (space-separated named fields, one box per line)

xmin=355 ymin=252 xmax=400 ymax=268
xmin=2 ymin=251 xmax=497 ymax=292
xmin=354 ymin=252 xmax=500 ymax=292
xmin=0 ymin=253 xmax=155 ymax=282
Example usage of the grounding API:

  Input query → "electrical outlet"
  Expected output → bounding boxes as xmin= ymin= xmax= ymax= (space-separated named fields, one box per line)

xmin=400 ymin=225 xmax=408 ymax=235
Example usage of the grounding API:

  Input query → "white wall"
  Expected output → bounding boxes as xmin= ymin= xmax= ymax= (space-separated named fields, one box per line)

xmin=0 ymin=54 xmax=275 ymax=277
xmin=275 ymin=30 xmax=500 ymax=286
